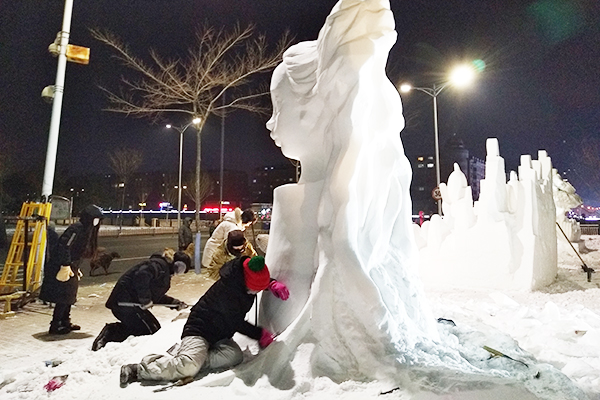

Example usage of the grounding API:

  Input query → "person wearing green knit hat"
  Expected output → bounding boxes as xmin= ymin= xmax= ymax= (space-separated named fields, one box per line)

xmin=119 ymin=255 xmax=289 ymax=388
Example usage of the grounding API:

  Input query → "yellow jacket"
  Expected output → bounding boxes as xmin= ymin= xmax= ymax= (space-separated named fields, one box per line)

xmin=206 ymin=239 xmax=257 ymax=280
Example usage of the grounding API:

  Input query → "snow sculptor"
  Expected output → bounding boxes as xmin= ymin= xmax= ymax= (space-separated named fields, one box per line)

xmin=259 ymin=0 xmax=440 ymax=383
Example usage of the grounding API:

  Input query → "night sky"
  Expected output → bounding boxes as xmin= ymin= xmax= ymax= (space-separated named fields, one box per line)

xmin=1 ymin=1 xmax=599 ymax=202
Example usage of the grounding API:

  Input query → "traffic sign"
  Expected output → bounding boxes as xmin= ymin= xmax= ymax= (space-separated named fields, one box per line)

xmin=431 ymin=186 xmax=442 ymax=201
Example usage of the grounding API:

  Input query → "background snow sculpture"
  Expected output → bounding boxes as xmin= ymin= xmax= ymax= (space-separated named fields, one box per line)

xmin=416 ymin=138 xmax=558 ymax=291
xmin=258 ymin=0 xmax=441 ymax=383
xmin=553 ymin=169 xmax=585 ymax=254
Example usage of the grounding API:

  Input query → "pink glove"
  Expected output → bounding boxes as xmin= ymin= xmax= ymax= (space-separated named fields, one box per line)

xmin=44 ymin=376 xmax=67 ymax=392
xmin=268 ymin=280 xmax=289 ymax=300
xmin=259 ymin=328 xmax=274 ymax=348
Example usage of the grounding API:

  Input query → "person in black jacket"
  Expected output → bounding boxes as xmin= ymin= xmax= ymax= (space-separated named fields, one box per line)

xmin=91 ymin=248 xmax=191 ymax=351
xmin=119 ymin=255 xmax=289 ymax=387
xmin=178 ymin=218 xmax=193 ymax=251
xmin=39 ymin=204 xmax=103 ymax=334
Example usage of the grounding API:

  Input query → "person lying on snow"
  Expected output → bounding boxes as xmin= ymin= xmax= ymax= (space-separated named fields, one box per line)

xmin=119 ymin=255 xmax=289 ymax=387
xmin=92 ymin=248 xmax=191 ymax=351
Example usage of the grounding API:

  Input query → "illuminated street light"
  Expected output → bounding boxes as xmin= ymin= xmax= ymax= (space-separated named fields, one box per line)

xmin=400 ymin=63 xmax=479 ymax=215
xmin=166 ymin=118 xmax=202 ymax=230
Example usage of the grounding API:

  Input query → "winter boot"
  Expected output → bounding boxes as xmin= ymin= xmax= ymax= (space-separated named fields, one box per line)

xmin=49 ymin=321 xmax=71 ymax=335
xmin=120 ymin=364 xmax=139 ymax=387
xmin=92 ymin=323 xmax=128 ymax=351
xmin=92 ymin=323 xmax=112 ymax=351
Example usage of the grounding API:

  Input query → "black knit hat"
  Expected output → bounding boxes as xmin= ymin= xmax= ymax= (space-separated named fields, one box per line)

xmin=173 ymin=250 xmax=191 ymax=273
xmin=227 ymin=230 xmax=246 ymax=247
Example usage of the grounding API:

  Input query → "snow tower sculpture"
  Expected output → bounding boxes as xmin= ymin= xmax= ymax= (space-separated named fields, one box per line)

xmin=258 ymin=0 xmax=441 ymax=383
xmin=416 ymin=140 xmax=558 ymax=291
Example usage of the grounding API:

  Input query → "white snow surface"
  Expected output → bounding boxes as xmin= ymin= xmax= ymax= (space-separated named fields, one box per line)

xmin=1 ymin=238 xmax=600 ymax=399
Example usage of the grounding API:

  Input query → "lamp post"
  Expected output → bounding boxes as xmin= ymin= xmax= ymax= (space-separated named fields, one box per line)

xmin=166 ymin=117 xmax=201 ymax=230
xmin=400 ymin=64 xmax=477 ymax=215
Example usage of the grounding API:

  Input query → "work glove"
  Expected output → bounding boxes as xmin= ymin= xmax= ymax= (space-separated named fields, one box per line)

xmin=174 ymin=301 xmax=188 ymax=311
xmin=268 ymin=280 xmax=289 ymax=300
xmin=56 ymin=266 xmax=74 ymax=282
xmin=140 ymin=301 xmax=153 ymax=310
xmin=77 ymin=269 xmax=83 ymax=280
xmin=259 ymin=328 xmax=275 ymax=349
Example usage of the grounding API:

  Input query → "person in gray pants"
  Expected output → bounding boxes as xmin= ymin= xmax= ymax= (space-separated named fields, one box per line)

xmin=120 ymin=255 xmax=290 ymax=387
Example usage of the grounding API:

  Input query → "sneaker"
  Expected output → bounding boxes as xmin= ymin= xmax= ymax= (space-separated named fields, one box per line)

xmin=69 ymin=323 xmax=81 ymax=331
xmin=120 ymin=364 xmax=138 ymax=387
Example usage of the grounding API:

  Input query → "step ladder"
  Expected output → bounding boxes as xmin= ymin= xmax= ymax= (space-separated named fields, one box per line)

xmin=0 ymin=202 xmax=52 ymax=317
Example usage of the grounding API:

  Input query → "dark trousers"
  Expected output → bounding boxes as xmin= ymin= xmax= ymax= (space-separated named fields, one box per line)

xmin=94 ymin=306 xmax=162 ymax=349
xmin=112 ymin=306 xmax=161 ymax=336
xmin=51 ymin=303 xmax=71 ymax=326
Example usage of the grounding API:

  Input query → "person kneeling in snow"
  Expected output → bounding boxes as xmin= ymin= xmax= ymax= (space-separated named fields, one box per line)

xmin=119 ymin=255 xmax=289 ymax=387
xmin=92 ymin=248 xmax=191 ymax=351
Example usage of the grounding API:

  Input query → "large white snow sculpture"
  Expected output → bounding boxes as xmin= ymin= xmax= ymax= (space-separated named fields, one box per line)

xmin=240 ymin=2 xmax=587 ymax=398
xmin=416 ymin=139 xmax=558 ymax=291
xmin=258 ymin=0 xmax=441 ymax=383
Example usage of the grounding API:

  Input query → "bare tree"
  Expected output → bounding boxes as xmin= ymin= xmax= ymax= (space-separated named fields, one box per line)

xmin=108 ymin=148 xmax=143 ymax=213
xmin=92 ymin=25 xmax=292 ymax=229
xmin=183 ymin=171 xmax=214 ymax=225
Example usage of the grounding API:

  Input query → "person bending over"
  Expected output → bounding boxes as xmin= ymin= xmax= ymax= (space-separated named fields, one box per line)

xmin=119 ymin=255 xmax=289 ymax=387
xmin=206 ymin=229 xmax=257 ymax=280
xmin=92 ymin=248 xmax=191 ymax=351
xmin=201 ymin=208 xmax=256 ymax=269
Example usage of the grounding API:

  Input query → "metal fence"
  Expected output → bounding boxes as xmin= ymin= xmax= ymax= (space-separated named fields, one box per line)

xmin=580 ymin=224 xmax=599 ymax=235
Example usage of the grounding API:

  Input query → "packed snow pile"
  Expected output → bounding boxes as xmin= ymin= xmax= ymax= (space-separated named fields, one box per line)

xmin=2 ymin=243 xmax=600 ymax=399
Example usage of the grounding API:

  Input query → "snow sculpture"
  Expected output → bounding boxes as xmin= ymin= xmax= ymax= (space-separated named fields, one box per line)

xmin=416 ymin=139 xmax=558 ymax=291
xmin=258 ymin=0 xmax=441 ymax=383
xmin=553 ymin=169 xmax=583 ymax=241
xmin=238 ymin=2 xmax=586 ymax=398
xmin=552 ymin=169 xmax=585 ymax=255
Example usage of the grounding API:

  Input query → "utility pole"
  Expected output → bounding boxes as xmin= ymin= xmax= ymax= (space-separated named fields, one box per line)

xmin=41 ymin=0 xmax=74 ymax=200
xmin=41 ymin=0 xmax=90 ymax=201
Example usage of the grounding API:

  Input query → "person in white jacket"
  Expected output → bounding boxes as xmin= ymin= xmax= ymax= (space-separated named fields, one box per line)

xmin=201 ymin=208 xmax=256 ymax=269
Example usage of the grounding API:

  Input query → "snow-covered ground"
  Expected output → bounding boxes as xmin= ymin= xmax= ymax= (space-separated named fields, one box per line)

xmin=1 ymin=236 xmax=599 ymax=400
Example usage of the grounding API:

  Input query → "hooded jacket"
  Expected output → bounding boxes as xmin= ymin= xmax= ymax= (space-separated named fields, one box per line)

xmin=206 ymin=238 xmax=257 ymax=280
xmin=39 ymin=205 xmax=103 ymax=304
xmin=182 ymin=256 xmax=262 ymax=344
xmin=178 ymin=218 xmax=193 ymax=251
xmin=201 ymin=208 xmax=243 ymax=267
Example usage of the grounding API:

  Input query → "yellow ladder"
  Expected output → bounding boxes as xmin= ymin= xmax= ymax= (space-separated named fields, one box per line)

xmin=0 ymin=202 xmax=52 ymax=299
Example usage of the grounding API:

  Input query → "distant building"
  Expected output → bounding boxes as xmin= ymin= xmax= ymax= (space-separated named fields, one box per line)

xmin=409 ymin=136 xmax=485 ymax=215
xmin=203 ymin=169 xmax=250 ymax=207
xmin=249 ymin=164 xmax=297 ymax=203
xmin=468 ymin=156 xmax=485 ymax=201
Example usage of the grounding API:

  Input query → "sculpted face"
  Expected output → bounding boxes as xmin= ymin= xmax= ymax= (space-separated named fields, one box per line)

xmin=267 ymin=64 xmax=306 ymax=161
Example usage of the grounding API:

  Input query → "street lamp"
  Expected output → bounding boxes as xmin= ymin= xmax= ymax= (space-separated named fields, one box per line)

xmin=400 ymin=63 xmax=477 ymax=215
xmin=166 ymin=117 xmax=201 ymax=230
